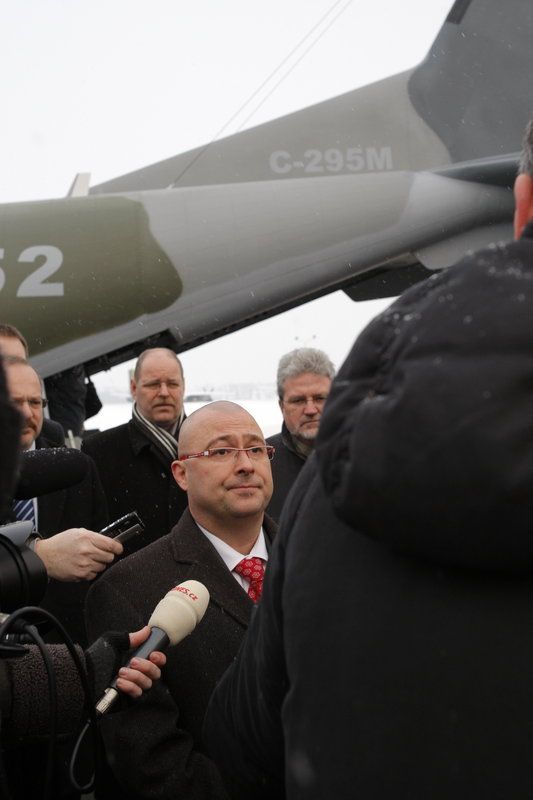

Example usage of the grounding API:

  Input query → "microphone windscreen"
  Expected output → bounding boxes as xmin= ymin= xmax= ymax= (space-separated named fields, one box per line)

xmin=14 ymin=448 xmax=90 ymax=499
xmin=148 ymin=580 xmax=210 ymax=645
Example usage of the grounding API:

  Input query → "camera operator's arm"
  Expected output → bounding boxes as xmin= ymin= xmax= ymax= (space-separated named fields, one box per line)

xmin=0 ymin=626 xmax=165 ymax=741
xmin=34 ymin=528 xmax=123 ymax=581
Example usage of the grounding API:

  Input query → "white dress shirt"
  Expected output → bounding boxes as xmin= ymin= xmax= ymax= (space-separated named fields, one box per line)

xmin=197 ymin=522 xmax=268 ymax=592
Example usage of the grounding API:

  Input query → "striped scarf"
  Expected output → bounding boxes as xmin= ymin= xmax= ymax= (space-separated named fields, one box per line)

xmin=131 ymin=403 xmax=183 ymax=462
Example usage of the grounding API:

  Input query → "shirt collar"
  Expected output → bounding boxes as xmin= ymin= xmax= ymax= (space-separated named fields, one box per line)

xmin=196 ymin=522 xmax=268 ymax=573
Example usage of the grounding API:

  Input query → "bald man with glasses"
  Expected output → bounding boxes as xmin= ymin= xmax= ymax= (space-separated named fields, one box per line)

xmin=86 ymin=401 xmax=277 ymax=800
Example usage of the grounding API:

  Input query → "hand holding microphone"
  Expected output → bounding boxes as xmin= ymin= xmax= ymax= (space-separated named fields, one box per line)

xmin=113 ymin=627 xmax=167 ymax=698
xmin=96 ymin=579 xmax=210 ymax=714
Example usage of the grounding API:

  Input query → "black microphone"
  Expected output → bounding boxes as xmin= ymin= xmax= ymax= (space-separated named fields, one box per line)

xmin=95 ymin=580 xmax=210 ymax=715
xmin=14 ymin=448 xmax=90 ymax=499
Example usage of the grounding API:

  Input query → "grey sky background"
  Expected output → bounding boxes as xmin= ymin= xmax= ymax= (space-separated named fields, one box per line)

xmin=0 ymin=0 xmax=452 ymax=393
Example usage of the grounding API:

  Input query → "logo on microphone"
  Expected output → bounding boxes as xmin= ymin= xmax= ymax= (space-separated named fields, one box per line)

xmin=173 ymin=585 xmax=198 ymax=602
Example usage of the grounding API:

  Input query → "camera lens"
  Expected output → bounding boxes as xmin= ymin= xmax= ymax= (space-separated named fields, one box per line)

xmin=0 ymin=534 xmax=48 ymax=612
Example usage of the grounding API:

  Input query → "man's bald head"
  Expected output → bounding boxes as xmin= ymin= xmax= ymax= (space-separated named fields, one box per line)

xmin=173 ymin=401 xmax=273 ymax=538
xmin=178 ymin=401 xmax=259 ymax=455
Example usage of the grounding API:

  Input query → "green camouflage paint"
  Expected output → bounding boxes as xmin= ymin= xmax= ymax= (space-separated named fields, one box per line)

xmin=0 ymin=195 xmax=182 ymax=355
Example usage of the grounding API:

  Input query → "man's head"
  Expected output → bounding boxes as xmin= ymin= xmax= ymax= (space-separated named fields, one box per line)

xmin=514 ymin=118 xmax=533 ymax=238
xmin=4 ymin=357 xmax=45 ymax=450
xmin=131 ymin=348 xmax=184 ymax=430
xmin=277 ymin=348 xmax=335 ymax=445
xmin=172 ymin=401 xmax=273 ymax=536
xmin=0 ymin=324 xmax=29 ymax=360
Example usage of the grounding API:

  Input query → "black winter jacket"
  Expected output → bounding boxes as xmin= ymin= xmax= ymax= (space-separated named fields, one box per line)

xmin=205 ymin=222 xmax=533 ymax=799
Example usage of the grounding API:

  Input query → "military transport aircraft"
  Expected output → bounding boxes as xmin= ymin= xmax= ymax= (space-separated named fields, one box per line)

xmin=0 ymin=0 xmax=530 ymax=379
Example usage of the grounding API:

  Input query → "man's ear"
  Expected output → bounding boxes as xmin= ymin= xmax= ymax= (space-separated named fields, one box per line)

xmin=130 ymin=376 xmax=137 ymax=400
xmin=513 ymin=173 xmax=533 ymax=239
xmin=171 ymin=459 xmax=188 ymax=491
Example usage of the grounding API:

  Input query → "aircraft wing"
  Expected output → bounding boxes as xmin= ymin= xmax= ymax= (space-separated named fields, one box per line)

xmin=8 ymin=165 xmax=512 ymax=378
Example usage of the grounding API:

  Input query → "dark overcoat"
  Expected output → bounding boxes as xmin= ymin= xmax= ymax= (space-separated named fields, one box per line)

xmin=205 ymin=222 xmax=533 ymax=800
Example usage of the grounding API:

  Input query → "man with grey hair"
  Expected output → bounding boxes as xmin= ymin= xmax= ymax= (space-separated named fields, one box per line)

xmin=266 ymin=347 xmax=334 ymax=521
xmin=82 ymin=347 xmax=188 ymax=555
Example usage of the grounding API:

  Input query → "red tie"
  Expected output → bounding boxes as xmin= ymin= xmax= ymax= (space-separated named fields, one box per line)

xmin=234 ymin=557 xmax=265 ymax=603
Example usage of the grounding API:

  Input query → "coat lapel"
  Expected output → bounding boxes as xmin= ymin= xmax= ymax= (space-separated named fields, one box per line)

xmin=168 ymin=510 xmax=254 ymax=628
xmin=127 ymin=419 xmax=175 ymax=472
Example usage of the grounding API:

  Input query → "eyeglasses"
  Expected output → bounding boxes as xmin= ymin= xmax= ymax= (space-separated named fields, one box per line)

xmin=12 ymin=397 xmax=48 ymax=410
xmin=283 ymin=395 xmax=328 ymax=408
xmin=178 ymin=446 xmax=275 ymax=463
xmin=140 ymin=380 xmax=182 ymax=392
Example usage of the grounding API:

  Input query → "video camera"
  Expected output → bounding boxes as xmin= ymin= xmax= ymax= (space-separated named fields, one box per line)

xmin=0 ymin=521 xmax=48 ymax=615
xmin=0 ymin=511 xmax=144 ymax=799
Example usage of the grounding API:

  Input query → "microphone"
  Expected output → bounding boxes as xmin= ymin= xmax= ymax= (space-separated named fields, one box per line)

xmin=95 ymin=580 xmax=210 ymax=715
xmin=14 ymin=448 xmax=90 ymax=499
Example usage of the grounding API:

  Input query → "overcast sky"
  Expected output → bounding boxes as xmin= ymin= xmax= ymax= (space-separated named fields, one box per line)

xmin=0 ymin=0 xmax=452 ymax=394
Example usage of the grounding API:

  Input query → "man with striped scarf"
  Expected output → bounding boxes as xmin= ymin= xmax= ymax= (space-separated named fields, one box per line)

xmin=83 ymin=348 xmax=188 ymax=556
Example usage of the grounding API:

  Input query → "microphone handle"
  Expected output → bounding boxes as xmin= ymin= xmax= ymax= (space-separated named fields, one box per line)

xmin=96 ymin=626 xmax=169 ymax=715
xmin=123 ymin=626 xmax=169 ymax=667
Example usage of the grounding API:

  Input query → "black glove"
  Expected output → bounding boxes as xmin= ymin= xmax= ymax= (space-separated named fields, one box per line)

xmin=85 ymin=631 xmax=130 ymax=702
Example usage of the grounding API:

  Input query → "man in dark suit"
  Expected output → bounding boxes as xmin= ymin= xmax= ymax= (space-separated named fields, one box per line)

xmin=82 ymin=347 xmax=188 ymax=555
xmin=4 ymin=356 xmax=121 ymax=645
xmin=86 ymin=400 xmax=276 ymax=800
